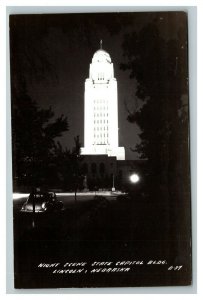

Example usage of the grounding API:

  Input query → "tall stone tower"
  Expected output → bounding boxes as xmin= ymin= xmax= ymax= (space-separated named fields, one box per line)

xmin=81 ymin=42 xmax=125 ymax=160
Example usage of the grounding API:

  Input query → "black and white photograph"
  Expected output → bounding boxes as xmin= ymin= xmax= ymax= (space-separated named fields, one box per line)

xmin=10 ymin=11 xmax=192 ymax=289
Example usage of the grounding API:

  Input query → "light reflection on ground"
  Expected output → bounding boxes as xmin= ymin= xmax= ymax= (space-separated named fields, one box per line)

xmin=13 ymin=191 xmax=126 ymax=200
xmin=13 ymin=193 xmax=29 ymax=200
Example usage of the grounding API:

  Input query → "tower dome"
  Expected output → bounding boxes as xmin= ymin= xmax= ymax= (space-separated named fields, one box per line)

xmin=92 ymin=49 xmax=111 ymax=64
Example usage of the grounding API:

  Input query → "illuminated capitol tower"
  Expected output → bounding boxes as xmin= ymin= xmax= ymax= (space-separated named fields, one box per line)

xmin=81 ymin=41 xmax=125 ymax=160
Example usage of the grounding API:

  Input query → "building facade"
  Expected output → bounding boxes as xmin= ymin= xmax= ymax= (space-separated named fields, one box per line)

xmin=80 ymin=156 xmax=146 ymax=191
xmin=80 ymin=44 xmax=125 ymax=160
xmin=79 ymin=44 xmax=145 ymax=191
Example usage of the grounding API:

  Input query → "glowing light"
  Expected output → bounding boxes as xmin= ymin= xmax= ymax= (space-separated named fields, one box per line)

xmin=13 ymin=193 xmax=29 ymax=200
xmin=130 ymin=174 xmax=140 ymax=184
xmin=81 ymin=47 xmax=125 ymax=160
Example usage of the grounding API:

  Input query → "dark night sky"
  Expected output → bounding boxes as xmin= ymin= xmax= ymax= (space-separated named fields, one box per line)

xmin=10 ymin=12 xmax=185 ymax=159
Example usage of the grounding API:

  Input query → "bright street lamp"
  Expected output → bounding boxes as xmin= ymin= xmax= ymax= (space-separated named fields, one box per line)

xmin=130 ymin=173 xmax=140 ymax=184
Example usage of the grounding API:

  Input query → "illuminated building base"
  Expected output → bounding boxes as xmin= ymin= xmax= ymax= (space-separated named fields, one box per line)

xmin=81 ymin=145 xmax=125 ymax=161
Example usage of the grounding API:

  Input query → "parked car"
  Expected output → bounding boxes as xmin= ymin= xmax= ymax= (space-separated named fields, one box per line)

xmin=21 ymin=192 xmax=63 ymax=213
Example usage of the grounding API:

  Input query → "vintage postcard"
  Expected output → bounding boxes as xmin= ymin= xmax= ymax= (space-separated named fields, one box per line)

xmin=10 ymin=11 xmax=192 ymax=288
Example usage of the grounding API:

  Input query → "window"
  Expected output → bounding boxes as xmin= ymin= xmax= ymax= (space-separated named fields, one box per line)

xmin=91 ymin=163 xmax=97 ymax=174
xmin=99 ymin=163 xmax=105 ymax=175
xmin=82 ymin=163 xmax=88 ymax=174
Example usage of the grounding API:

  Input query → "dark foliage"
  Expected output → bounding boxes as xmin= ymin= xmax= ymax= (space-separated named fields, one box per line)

xmin=12 ymin=90 xmax=69 ymax=189
xmin=120 ymin=15 xmax=191 ymax=242
xmin=120 ymin=15 xmax=190 ymax=189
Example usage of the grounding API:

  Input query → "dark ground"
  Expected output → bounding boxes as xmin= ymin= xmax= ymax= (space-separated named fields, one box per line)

xmin=13 ymin=192 xmax=192 ymax=288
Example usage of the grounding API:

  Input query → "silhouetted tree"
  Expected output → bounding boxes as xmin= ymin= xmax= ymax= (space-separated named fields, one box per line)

xmin=69 ymin=136 xmax=84 ymax=200
xmin=120 ymin=15 xmax=191 ymax=239
xmin=120 ymin=15 xmax=189 ymax=195
xmin=12 ymin=90 xmax=68 ymax=189
xmin=53 ymin=136 xmax=84 ymax=191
